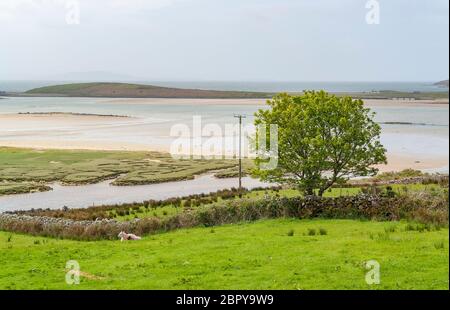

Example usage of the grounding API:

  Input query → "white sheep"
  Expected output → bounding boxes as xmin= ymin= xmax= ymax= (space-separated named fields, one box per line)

xmin=118 ymin=231 xmax=142 ymax=242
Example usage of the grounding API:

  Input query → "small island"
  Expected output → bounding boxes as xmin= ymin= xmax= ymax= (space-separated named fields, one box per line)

xmin=23 ymin=82 xmax=275 ymax=99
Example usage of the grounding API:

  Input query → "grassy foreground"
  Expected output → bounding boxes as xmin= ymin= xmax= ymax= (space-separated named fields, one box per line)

xmin=0 ymin=219 xmax=448 ymax=290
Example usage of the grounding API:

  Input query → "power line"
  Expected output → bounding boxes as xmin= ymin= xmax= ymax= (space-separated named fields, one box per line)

xmin=234 ymin=114 xmax=247 ymax=190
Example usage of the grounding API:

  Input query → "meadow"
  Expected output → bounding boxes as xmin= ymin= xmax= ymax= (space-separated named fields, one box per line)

xmin=0 ymin=219 xmax=448 ymax=290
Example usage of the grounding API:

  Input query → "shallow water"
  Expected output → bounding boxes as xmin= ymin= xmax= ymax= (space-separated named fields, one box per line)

xmin=0 ymin=97 xmax=448 ymax=211
xmin=0 ymin=175 xmax=271 ymax=212
xmin=0 ymin=97 xmax=448 ymax=155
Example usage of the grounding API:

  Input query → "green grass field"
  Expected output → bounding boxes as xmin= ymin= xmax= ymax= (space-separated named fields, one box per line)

xmin=0 ymin=219 xmax=447 ymax=290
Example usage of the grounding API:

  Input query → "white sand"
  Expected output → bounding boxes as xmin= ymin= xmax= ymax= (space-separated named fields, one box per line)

xmin=0 ymin=113 xmax=131 ymax=127
xmin=0 ymin=138 xmax=446 ymax=173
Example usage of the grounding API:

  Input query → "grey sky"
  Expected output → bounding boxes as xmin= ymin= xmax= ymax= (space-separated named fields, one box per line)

xmin=0 ymin=0 xmax=448 ymax=81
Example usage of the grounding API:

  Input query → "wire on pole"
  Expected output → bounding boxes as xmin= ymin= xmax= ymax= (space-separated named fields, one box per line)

xmin=234 ymin=114 xmax=247 ymax=190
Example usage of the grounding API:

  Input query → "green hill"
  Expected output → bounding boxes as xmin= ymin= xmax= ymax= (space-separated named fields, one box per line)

xmin=435 ymin=80 xmax=449 ymax=88
xmin=21 ymin=82 xmax=449 ymax=100
xmin=25 ymin=82 xmax=274 ymax=99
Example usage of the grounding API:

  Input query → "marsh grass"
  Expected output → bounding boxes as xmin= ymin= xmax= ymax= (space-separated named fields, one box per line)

xmin=0 ymin=147 xmax=240 ymax=189
xmin=0 ymin=182 xmax=52 ymax=196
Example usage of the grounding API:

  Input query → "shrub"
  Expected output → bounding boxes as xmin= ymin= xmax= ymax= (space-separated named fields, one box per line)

xmin=287 ymin=229 xmax=295 ymax=237
xmin=307 ymin=228 xmax=316 ymax=236
xmin=319 ymin=228 xmax=328 ymax=235
xmin=1 ymin=189 xmax=447 ymax=241
xmin=405 ymin=223 xmax=417 ymax=231
xmin=434 ymin=240 xmax=445 ymax=250
xmin=385 ymin=225 xmax=397 ymax=233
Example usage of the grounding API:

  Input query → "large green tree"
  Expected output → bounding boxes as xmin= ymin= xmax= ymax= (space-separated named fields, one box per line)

xmin=253 ymin=91 xmax=387 ymax=196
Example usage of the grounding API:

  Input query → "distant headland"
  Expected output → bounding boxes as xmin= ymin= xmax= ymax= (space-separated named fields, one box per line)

xmin=23 ymin=83 xmax=275 ymax=99
xmin=0 ymin=82 xmax=448 ymax=101
xmin=434 ymin=80 xmax=449 ymax=88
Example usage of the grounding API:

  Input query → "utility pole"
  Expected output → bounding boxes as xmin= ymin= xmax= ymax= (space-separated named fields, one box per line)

xmin=234 ymin=114 xmax=246 ymax=190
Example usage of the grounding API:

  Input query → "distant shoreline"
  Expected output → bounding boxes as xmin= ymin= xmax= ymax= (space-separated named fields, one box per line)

xmin=2 ymin=82 xmax=448 ymax=101
xmin=17 ymin=112 xmax=131 ymax=118
xmin=1 ymin=96 xmax=448 ymax=106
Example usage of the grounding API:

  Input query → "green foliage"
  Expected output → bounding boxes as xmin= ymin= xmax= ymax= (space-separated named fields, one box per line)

xmin=307 ymin=228 xmax=317 ymax=236
xmin=253 ymin=91 xmax=387 ymax=196
xmin=372 ymin=169 xmax=426 ymax=181
xmin=319 ymin=228 xmax=328 ymax=235
xmin=6 ymin=183 xmax=447 ymax=240
xmin=434 ymin=240 xmax=445 ymax=250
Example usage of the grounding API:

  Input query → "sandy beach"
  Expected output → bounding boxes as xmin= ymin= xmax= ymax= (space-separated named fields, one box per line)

xmin=0 ymin=98 xmax=448 ymax=173
xmin=0 ymin=138 xmax=446 ymax=173
xmin=0 ymin=112 xmax=132 ymax=124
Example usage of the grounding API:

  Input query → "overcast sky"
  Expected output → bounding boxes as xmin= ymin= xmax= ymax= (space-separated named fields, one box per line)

xmin=0 ymin=0 xmax=448 ymax=81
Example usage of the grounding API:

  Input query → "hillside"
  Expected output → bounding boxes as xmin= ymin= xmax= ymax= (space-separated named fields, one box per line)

xmin=435 ymin=80 xmax=449 ymax=88
xmin=17 ymin=82 xmax=449 ymax=101
xmin=25 ymin=83 xmax=274 ymax=99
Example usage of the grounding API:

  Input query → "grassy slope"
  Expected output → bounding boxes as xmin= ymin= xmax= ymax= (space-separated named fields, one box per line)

xmin=25 ymin=83 xmax=274 ymax=99
xmin=0 ymin=219 xmax=447 ymax=290
xmin=434 ymin=80 xmax=449 ymax=88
